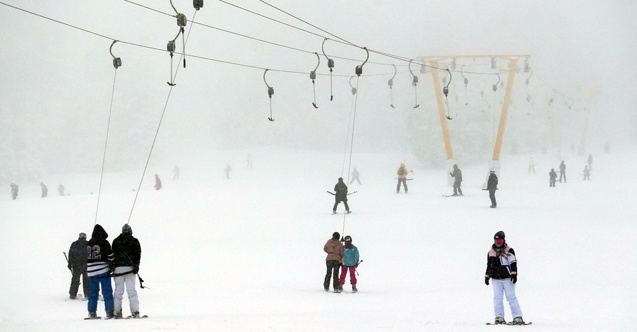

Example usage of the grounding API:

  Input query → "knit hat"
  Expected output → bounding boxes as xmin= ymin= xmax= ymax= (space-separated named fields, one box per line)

xmin=122 ymin=224 xmax=133 ymax=234
xmin=79 ymin=232 xmax=86 ymax=239
xmin=332 ymin=232 xmax=340 ymax=240
xmin=494 ymin=231 xmax=505 ymax=240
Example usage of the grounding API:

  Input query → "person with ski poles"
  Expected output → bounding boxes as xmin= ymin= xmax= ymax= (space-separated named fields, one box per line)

xmin=112 ymin=224 xmax=142 ymax=319
xmin=332 ymin=177 xmax=351 ymax=214
xmin=86 ymin=224 xmax=115 ymax=319
xmin=396 ymin=163 xmax=409 ymax=193
xmin=549 ymin=168 xmax=557 ymax=187
xmin=338 ymin=235 xmax=360 ymax=293
xmin=67 ymin=232 xmax=89 ymax=299
xmin=484 ymin=231 xmax=526 ymax=325
xmin=324 ymin=232 xmax=344 ymax=293
xmin=487 ymin=170 xmax=498 ymax=208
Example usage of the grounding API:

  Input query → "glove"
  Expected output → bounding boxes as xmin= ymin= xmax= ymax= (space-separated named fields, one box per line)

xmin=133 ymin=264 xmax=139 ymax=274
xmin=108 ymin=262 xmax=115 ymax=273
xmin=67 ymin=264 xmax=72 ymax=271
xmin=511 ymin=274 xmax=517 ymax=284
xmin=485 ymin=277 xmax=490 ymax=286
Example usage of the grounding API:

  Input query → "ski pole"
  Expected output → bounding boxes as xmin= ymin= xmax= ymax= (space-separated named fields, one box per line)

xmin=355 ymin=260 xmax=363 ymax=276
xmin=63 ymin=251 xmax=72 ymax=275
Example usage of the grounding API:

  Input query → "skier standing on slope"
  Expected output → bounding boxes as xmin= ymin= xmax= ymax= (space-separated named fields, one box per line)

xmin=549 ymin=168 xmax=557 ymax=187
xmin=338 ymin=235 xmax=360 ymax=293
xmin=450 ymin=164 xmax=463 ymax=196
xmin=484 ymin=231 xmax=526 ymax=325
xmin=67 ymin=232 xmax=89 ymax=299
xmin=396 ymin=163 xmax=409 ymax=193
xmin=332 ymin=177 xmax=351 ymax=214
xmin=487 ymin=171 xmax=498 ymax=208
xmin=323 ymin=232 xmax=344 ymax=293
xmin=86 ymin=224 xmax=115 ymax=319
xmin=112 ymin=224 xmax=142 ymax=319
xmin=559 ymin=160 xmax=567 ymax=183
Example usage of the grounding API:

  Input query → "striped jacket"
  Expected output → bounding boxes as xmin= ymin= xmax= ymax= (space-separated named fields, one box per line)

xmin=87 ymin=224 xmax=114 ymax=277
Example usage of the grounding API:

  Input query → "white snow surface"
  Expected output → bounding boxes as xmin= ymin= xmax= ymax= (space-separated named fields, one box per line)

xmin=1 ymin=147 xmax=636 ymax=331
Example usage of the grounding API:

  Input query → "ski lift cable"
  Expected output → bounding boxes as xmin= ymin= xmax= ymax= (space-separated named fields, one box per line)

xmin=341 ymin=76 xmax=362 ymax=236
xmin=126 ymin=8 xmax=199 ymax=224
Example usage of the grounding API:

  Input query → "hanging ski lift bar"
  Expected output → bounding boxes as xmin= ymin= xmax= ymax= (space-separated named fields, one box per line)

xmin=193 ymin=0 xmax=204 ymax=11
xmin=355 ymin=47 xmax=369 ymax=77
xmin=263 ymin=69 xmax=275 ymax=121
xmin=109 ymin=40 xmax=122 ymax=69
xmin=321 ymin=38 xmax=335 ymax=101
xmin=310 ymin=52 xmax=320 ymax=108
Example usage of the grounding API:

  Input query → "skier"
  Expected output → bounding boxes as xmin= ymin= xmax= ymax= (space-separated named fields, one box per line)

xmin=10 ymin=183 xmax=18 ymax=200
xmin=225 ymin=163 xmax=232 ymax=179
xmin=583 ymin=165 xmax=590 ymax=181
xmin=173 ymin=165 xmax=180 ymax=180
xmin=332 ymin=177 xmax=351 ymax=214
xmin=67 ymin=232 xmax=89 ymax=299
xmin=339 ymin=235 xmax=360 ymax=293
xmin=58 ymin=184 xmax=65 ymax=196
xmin=86 ymin=224 xmax=115 ymax=319
xmin=549 ymin=168 xmax=557 ymax=187
xmin=487 ymin=171 xmax=498 ymax=208
xmin=587 ymin=153 xmax=593 ymax=171
xmin=40 ymin=182 xmax=48 ymax=197
xmin=450 ymin=164 xmax=463 ymax=196
xmin=323 ymin=232 xmax=344 ymax=293
xmin=154 ymin=174 xmax=162 ymax=190
xmin=112 ymin=224 xmax=142 ymax=319
xmin=350 ymin=168 xmax=361 ymax=185
xmin=558 ymin=160 xmax=566 ymax=183
xmin=396 ymin=163 xmax=409 ymax=193
xmin=484 ymin=231 xmax=526 ymax=325
xmin=528 ymin=156 xmax=536 ymax=174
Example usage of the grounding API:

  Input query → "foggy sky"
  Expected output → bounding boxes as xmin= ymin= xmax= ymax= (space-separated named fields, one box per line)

xmin=1 ymin=0 xmax=636 ymax=180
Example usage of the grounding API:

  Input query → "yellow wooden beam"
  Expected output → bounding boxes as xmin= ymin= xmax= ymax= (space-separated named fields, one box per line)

xmin=492 ymin=58 xmax=519 ymax=161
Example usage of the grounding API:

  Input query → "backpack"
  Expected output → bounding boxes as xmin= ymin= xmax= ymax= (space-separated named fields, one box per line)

xmin=398 ymin=167 xmax=405 ymax=176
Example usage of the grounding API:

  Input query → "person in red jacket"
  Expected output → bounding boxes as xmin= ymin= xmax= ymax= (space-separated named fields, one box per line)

xmin=323 ymin=232 xmax=344 ymax=293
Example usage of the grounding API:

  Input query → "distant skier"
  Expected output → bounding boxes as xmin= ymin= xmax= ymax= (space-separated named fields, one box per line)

xmin=583 ymin=165 xmax=590 ymax=181
xmin=528 ymin=156 xmax=536 ymax=174
xmin=396 ymin=163 xmax=409 ymax=193
xmin=332 ymin=177 xmax=351 ymax=214
xmin=350 ymin=168 xmax=361 ymax=185
xmin=86 ymin=224 xmax=115 ymax=319
xmin=40 ymin=182 xmax=48 ymax=197
xmin=112 ymin=224 xmax=142 ymax=319
xmin=58 ymin=184 xmax=65 ymax=196
xmin=173 ymin=165 xmax=180 ymax=180
xmin=339 ymin=235 xmax=360 ymax=293
xmin=450 ymin=164 xmax=463 ymax=196
xmin=558 ymin=160 xmax=566 ymax=183
xmin=225 ymin=163 xmax=232 ymax=179
xmin=484 ymin=231 xmax=526 ymax=325
xmin=487 ymin=171 xmax=498 ymax=208
xmin=323 ymin=231 xmax=344 ymax=293
xmin=10 ymin=183 xmax=18 ymax=200
xmin=67 ymin=232 xmax=89 ymax=299
xmin=549 ymin=168 xmax=557 ymax=187
xmin=154 ymin=174 xmax=162 ymax=190
xmin=587 ymin=154 xmax=593 ymax=171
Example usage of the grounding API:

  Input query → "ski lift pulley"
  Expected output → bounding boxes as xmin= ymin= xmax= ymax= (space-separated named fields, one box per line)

xmin=109 ymin=40 xmax=121 ymax=69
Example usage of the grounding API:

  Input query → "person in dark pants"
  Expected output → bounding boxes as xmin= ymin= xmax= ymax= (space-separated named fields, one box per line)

xmin=450 ymin=164 xmax=463 ymax=196
xmin=549 ymin=168 xmax=557 ymax=187
xmin=487 ymin=171 xmax=498 ymax=208
xmin=68 ymin=232 xmax=89 ymax=299
xmin=396 ymin=163 xmax=409 ymax=193
xmin=332 ymin=177 xmax=350 ymax=214
xmin=323 ymin=232 xmax=344 ymax=293
xmin=87 ymin=224 xmax=115 ymax=319
xmin=558 ymin=160 xmax=566 ymax=183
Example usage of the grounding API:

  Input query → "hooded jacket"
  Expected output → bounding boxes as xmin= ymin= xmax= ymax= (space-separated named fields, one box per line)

xmin=87 ymin=224 xmax=114 ymax=277
xmin=324 ymin=238 xmax=344 ymax=262
xmin=397 ymin=163 xmax=408 ymax=179
xmin=112 ymin=231 xmax=141 ymax=271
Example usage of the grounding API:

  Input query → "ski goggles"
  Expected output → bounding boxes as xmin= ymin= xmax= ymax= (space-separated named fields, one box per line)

xmin=494 ymin=238 xmax=504 ymax=245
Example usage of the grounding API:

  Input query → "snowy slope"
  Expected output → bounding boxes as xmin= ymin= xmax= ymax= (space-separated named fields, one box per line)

xmin=1 ymin=146 xmax=636 ymax=331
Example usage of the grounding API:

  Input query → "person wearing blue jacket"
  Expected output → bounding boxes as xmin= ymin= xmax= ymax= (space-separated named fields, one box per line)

xmin=338 ymin=235 xmax=360 ymax=293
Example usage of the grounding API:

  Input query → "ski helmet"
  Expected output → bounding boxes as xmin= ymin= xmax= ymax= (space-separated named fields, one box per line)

xmin=344 ymin=235 xmax=352 ymax=242
xmin=122 ymin=224 xmax=133 ymax=234
xmin=493 ymin=231 xmax=505 ymax=240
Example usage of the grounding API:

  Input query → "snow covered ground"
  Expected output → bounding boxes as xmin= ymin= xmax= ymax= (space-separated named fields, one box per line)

xmin=1 ymin=146 xmax=636 ymax=331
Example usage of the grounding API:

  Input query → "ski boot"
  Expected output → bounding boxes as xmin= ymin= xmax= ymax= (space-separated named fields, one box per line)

xmin=131 ymin=311 xmax=140 ymax=318
xmin=106 ymin=311 xmax=115 ymax=319
xmin=115 ymin=311 xmax=123 ymax=319
xmin=88 ymin=312 xmax=98 ymax=319
xmin=352 ymin=285 xmax=358 ymax=293
xmin=332 ymin=210 xmax=337 ymax=215
xmin=494 ymin=317 xmax=506 ymax=325
xmin=512 ymin=317 xmax=526 ymax=325
xmin=346 ymin=210 xmax=351 ymax=214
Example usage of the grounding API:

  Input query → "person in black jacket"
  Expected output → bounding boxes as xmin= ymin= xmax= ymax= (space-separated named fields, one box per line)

xmin=68 ymin=232 xmax=89 ymax=299
xmin=86 ymin=224 xmax=115 ymax=319
xmin=332 ymin=177 xmax=351 ymax=214
xmin=112 ymin=224 xmax=142 ymax=319
xmin=450 ymin=164 xmax=463 ymax=196
xmin=484 ymin=231 xmax=525 ymax=325
xmin=487 ymin=171 xmax=498 ymax=208
xmin=549 ymin=168 xmax=557 ymax=187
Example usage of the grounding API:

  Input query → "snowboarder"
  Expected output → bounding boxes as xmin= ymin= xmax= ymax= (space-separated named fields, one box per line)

xmin=339 ymin=235 xmax=360 ymax=293
xmin=86 ymin=224 xmax=115 ymax=319
xmin=154 ymin=174 xmax=162 ymax=190
xmin=225 ymin=163 xmax=232 ymax=179
xmin=558 ymin=160 xmax=566 ymax=183
xmin=10 ymin=182 xmax=18 ymax=200
xmin=549 ymin=168 xmax=557 ymax=187
xmin=484 ymin=231 xmax=526 ymax=325
xmin=112 ymin=224 xmax=142 ymax=319
xmin=332 ymin=177 xmax=351 ymax=214
xmin=67 ymin=232 xmax=89 ymax=299
xmin=450 ymin=164 xmax=463 ymax=196
xmin=583 ymin=165 xmax=590 ymax=181
xmin=396 ymin=163 xmax=409 ymax=193
xmin=350 ymin=168 xmax=361 ymax=185
xmin=528 ymin=156 xmax=536 ymax=174
xmin=487 ymin=171 xmax=498 ymax=208
xmin=323 ymin=232 xmax=344 ymax=293
xmin=173 ymin=165 xmax=180 ymax=180
xmin=40 ymin=182 xmax=48 ymax=197
xmin=587 ymin=153 xmax=593 ymax=171
xmin=58 ymin=184 xmax=66 ymax=196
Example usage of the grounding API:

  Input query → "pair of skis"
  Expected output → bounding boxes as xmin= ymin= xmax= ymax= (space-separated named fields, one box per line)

xmin=85 ymin=314 xmax=148 ymax=320
xmin=486 ymin=321 xmax=532 ymax=326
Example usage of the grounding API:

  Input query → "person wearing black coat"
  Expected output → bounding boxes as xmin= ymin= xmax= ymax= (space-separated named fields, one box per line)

xmin=487 ymin=171 xmax=498 ymax=208
xmin=112 ymin=224 xmax=142 ymax=319
xmin=68 ymin=232 xmax=89 ymax=299
xmin=86 ymin=224 xmax=115 ymax=319
xmin=332 ymin=177 xmax=351 ymax=214
xmin=450 ymin=164 xmax=463 ymax=196
xmin=549 ymin=168 xmax=557 ymax=187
